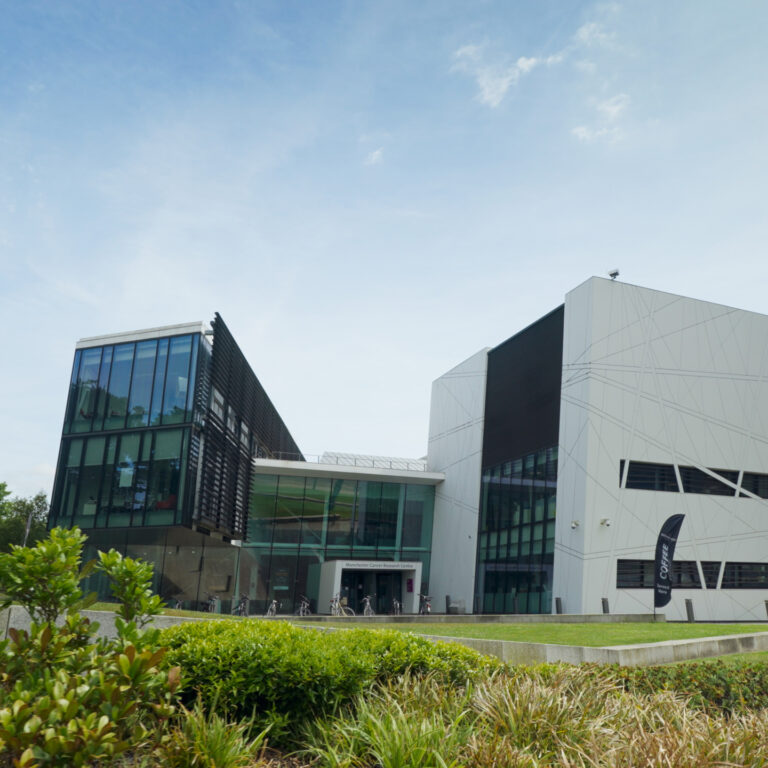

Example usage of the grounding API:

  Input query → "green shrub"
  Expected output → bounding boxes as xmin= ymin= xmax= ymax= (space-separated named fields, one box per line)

xmin=0 ymin=527 xmax=92 ymax=624
xmin=161 ymin=622 xmax=499 ymax=743
xmin=0 ymin=528 xmax=181 ymax=767
xmin=605 ymin=659 xmax=768 ymax=713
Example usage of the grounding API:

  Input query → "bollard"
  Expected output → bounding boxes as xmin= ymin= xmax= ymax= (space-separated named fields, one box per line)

xmin=685 ymin=598 xmax=695 ymax=622
xmin=601 ymin=598 xmax=610 ymax=614
xmin=555 ymin=597 xmax=563 ymax=615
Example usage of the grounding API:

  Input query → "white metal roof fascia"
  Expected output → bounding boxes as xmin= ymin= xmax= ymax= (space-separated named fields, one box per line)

xmin=76 ymin=321 xmax=210 ymax=349
xmin=251 ymin=458 xmax=444 ymax=486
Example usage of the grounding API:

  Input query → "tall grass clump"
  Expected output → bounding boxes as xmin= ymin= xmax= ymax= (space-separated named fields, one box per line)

xmin=302 ymin=665 xmax=768 ymax=768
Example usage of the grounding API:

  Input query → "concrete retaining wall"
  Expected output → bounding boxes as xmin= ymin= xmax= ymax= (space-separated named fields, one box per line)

xmin=3 ymin=606 xmax=766 ymax=666
xmin=417 ymin=631 xmax=768 ymax=666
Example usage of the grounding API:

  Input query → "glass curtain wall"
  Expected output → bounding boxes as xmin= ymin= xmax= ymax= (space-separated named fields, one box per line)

xmin=52 ymin=333 xmax=203 ymax=529
xmin=247 ymin=474 xmax=434 ymax=613
xmin=475 ymin=446 xmax=557 ymax=614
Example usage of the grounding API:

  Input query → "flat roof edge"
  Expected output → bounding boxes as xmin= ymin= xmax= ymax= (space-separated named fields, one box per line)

xmin=252 ymin=458 xmax=444 ymax=485
xmin=77 ymin=321 xmax=209 ymax=349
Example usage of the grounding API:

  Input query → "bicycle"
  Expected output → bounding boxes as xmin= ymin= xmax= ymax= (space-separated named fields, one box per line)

xmin=205 ymin=594 xmax=219 ymax=613
xmin=329 ymin=594 xmax=355 ymax=617
xmin=362 ymin=595 xmax=375 ymax=617
xmin=418 ymin=593 xmax=432 ymax=615
xmin=264 ymin=599 xmax=280 ymax=617
xmin=391 ymin=598 xmax=401 ymax=616
xmin=232 ymin=593 xmax=249 ymax=617
xmin=295 ymin=595 xmax=312 ymax=617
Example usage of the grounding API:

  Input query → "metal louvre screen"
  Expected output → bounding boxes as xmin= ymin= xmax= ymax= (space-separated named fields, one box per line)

xmin=196 ymin=314 xmax=303 ymax=539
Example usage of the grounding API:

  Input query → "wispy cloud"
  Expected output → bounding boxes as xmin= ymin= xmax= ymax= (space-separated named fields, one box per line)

xmin=572 ymin=93 xmax=630 ymax=143
xmin=452 ymin=44 xmax=549 ymax=108
xmin=452 ymin=12 xmax=621 ymax=109
xmin=364 ymin=147 xmax=384 ymax=166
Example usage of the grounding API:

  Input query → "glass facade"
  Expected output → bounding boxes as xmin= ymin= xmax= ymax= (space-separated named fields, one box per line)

xmin=245 ymin=473 xmax=434 ymax=613
xmin=51 ymin=333 xmax=203 ymax=530
xmin=475 ymin=446 xmax=557 ymax=614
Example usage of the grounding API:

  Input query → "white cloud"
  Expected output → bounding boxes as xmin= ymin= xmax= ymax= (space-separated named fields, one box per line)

xmin=571 ymin=94 xmax=629 ymax=142
xmin=574 ymin=22 xmax=613 ymax=48
xmin=571 ymin=125 xmax=615 ymax=143
xmin=596 ymin=93 xmax=630 ymax=122
xmin=364 ymin=147 xmax=384 ymax=166
xmin=452 ymin=46 xmax=544 ymax=108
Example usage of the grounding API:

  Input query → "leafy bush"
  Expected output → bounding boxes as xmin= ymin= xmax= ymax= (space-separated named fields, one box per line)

xmin=606 ymin=659 xmax=768 ymax=713
xmin=161 ymin=621 xmax=499 ymax=742
xmin=0 ymin=527 xmax=92 ymax=623
xmin=0 ymin=528 xmax=181 ymax=767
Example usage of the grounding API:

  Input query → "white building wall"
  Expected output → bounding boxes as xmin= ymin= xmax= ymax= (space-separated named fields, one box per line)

xmin=553 ymin=277 xmax=768 ymax=620
xmin=427 ymin=349 xmax=489 ymax=611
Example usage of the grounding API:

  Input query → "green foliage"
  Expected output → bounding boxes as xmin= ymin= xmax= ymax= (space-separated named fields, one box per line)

xmin=156 ymin=699 xmax=270 ymax=768
xmin=303 ymin=666 xmax=768 ymax=768
xmin=96 ymin=549 xmax=165 ymax=630
xmin=0 ymin=527 xmax=91 ymax=624
xmin=162 ymin=622 xmax=499 ymax=744
xmin=0 ymin=489 xmax=48 ymax=554
xmin=0 ymin=527 xmax=181 ymax=767
xmin=604 ymin=659 xmax=768 ymax=713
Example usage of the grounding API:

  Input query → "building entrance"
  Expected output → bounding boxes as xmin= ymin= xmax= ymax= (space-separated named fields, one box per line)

xmin=317 ymin=559 xmax=422 ymax=615
xmin=341 ymin=569 xmax=403 ymax=614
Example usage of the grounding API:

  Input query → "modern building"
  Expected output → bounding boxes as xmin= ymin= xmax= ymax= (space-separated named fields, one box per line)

xmin=49 ymin=278 xmax=768 ymax=620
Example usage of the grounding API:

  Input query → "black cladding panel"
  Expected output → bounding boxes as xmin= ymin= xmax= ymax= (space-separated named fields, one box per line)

xmin=482 ymin=306 xmax=564 ymax=468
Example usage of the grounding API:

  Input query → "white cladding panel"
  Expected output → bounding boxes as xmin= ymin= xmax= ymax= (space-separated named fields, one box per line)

xmin=427 ymin=349 xmax=489 ymax=610
xmin=553 ymin=278 xmax=768 ymax=620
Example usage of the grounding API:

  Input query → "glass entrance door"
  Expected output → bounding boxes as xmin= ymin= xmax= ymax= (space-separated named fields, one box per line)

xmin=340 ymin=570 xmax=403 ymax=614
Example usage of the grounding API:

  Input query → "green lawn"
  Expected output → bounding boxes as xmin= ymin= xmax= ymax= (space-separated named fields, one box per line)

xmin=357 ymin=621 xmax=768 ymax=647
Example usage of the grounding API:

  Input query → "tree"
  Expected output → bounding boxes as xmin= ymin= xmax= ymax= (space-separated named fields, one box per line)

xmin=0 ymin=485 xmax=49 ymax=552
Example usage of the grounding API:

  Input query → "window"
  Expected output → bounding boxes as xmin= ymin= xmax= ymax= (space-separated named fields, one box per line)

xmin=617 ymin=559 xmax=701 ymax=588
xmin=679 ymin=466 xmax=736 ymax=496
xmin=721 ymin=562 xmax=768 ymax=589
xmin=211 ymin=387 xmax=225 ymax=420
xmin=700 ymin=561 xmax=721 ymax=589
xmin=625 ymin=462 xmax=679 ymax=492
xmin=741 ymin=472 xmax=768 ymax=499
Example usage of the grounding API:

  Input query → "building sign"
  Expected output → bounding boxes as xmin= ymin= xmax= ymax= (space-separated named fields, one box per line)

xmin=338 ymin=561 xmax=420 ymax=571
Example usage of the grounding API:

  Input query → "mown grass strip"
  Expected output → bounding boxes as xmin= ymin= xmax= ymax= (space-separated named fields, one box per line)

xmin=347 ymin=621 xmax=768 ymax=647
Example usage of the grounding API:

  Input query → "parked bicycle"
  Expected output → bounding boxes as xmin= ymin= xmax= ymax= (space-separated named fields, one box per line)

xmin=329 ymin=594 xmax=355 ymax=617
xmin=418 ymin=593 xmax=432 ymax=615
xmin=295 ymin=595 xmax=312 ymax=617
xmin=205 ymin=594 xmax=219 ymax=613
xmin=166 ymin=595 xmax=182 ymax=610
xmin=264 ymin=598 xmax=280 ymax=617
xmin=391 ymin=598 xmax=401 ymax=615
xmin=362 ymin=595 xmax=375 ymax=617
xmin=232 ymin=593 xmax=249 ymax=617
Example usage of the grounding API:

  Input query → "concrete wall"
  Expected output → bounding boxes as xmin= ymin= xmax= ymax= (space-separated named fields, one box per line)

xmin=427 ymin=349 xmax=489 ymax=611
xmin=553 ymin=277 xmax=768 ymax=620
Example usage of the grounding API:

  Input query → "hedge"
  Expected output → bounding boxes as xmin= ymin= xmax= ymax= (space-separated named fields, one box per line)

xmin=161 ymin=621 xmax=500 ymax=727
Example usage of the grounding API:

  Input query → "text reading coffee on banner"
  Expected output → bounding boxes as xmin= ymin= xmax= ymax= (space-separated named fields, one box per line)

xmin=654 ymin=514 xmax=685 ymax=609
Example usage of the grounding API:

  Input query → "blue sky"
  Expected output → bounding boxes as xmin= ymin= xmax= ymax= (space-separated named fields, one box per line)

xmin=2 ymin=1 xmax=767 ymax=497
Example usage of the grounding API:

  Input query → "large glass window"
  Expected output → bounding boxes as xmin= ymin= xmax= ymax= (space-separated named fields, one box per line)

xmin=145 ymin=429 xmax=185 ymax=525
xmin=476 ymin=446 xmax=558 ymax=614
xmin=104 ymin=344 xmax=134 ymax=431
xmin=71 ymin=348 xmax=102 ymax=433
xmin=127 ymin=341 xmax=157 ymax=428
xmin=163 ymin=336 xmax=192 ymax=424
xmin=326 ymin=478 xmax=357 ymax=548
xmin=273 ymin=475 xmax=304 ymax=545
